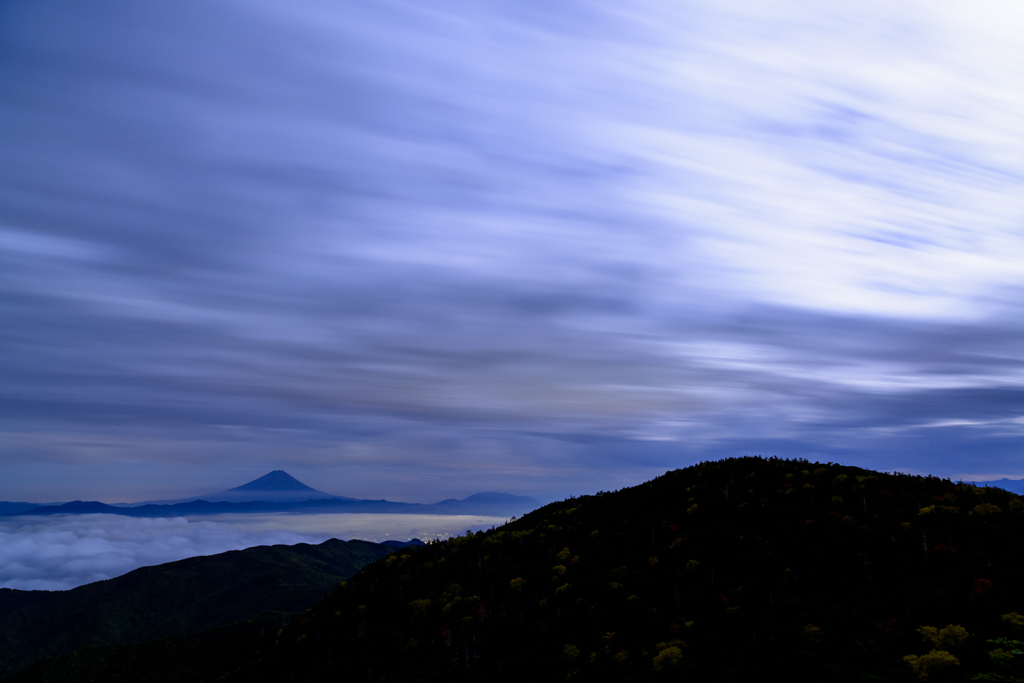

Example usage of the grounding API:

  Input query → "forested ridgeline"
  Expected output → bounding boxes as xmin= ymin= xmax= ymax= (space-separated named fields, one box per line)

xmin=231 ymin=457 xmax=1024 ymax=682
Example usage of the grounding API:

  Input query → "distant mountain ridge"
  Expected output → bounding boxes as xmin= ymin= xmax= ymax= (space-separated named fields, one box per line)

xmin=10 ymin=494 xmax=540 ymax=519
xmin=0 ymin=503 xmax=41 ymax=515
xmin=0 ymin=471 xmax=541 ymax=519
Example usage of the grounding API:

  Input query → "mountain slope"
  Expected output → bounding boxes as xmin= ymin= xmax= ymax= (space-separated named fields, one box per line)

xmin=229 ymin=457 xmax=1024 ymax=682
xmin=5 ymin=470 xmax=539 ymax=517
xmin=0 ymin=538 xmax=395 ymax=680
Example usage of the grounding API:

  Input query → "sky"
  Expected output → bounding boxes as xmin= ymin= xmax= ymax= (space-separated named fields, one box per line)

xmin=2 ymin=0 xmax=1024 ymax=504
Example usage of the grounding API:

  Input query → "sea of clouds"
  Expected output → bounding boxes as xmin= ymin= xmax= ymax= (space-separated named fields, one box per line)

xmin=3 ymin=0 xmax=1024 ymax=505
xmin=0 ymin=513 xmax=506 ymax=591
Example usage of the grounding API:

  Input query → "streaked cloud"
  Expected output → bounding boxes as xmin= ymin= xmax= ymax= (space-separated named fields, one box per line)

xmin=1 ymin=0 xmax=1023 ymax=503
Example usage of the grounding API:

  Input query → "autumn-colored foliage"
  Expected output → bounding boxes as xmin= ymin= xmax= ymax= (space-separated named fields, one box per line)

xmin=903 ymin=649 xmax=960 ymax=680
xmin=652 ymin=643 xmax=684 ymax=672
xmin=407 ymin=598 xmax=431 ymax=616
xmin=1001 ymin=612 xmax=1024 ymax=628
xmin=918 ymin=624 xmax=969 ymax=649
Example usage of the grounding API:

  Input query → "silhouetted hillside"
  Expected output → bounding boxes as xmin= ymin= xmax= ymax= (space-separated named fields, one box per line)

xmin=228 ymin=457 xmax=1024 ymax=682
xmin=0 ymin=538 xmax=395 ymax=679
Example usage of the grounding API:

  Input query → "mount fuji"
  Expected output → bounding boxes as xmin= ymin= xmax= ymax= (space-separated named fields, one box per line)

xmin=8 ymin=471 xmax=541 ymax=518
xmin=119 ymin=470 xmax=354 ymax=506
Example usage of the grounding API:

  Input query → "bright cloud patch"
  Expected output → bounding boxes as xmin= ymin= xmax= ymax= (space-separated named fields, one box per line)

xmin=0 ymin=513 xmax=505 ymax=591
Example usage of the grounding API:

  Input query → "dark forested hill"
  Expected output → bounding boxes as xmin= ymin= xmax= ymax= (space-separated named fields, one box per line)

xmin=227 ymin=457 xmax=1024 ymax=682
xmin=0 ymin=538 xmax=395 ymax=679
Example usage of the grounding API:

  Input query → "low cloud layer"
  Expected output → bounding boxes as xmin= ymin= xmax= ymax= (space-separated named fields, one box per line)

xmin=0 ymin=513 xmax=503 ymax=591
xmin=1 ymin=0 xmax=1023 ymax=503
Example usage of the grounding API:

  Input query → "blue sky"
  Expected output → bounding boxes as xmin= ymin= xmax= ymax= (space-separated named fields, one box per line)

xmin=1 ymin=0 xmax=1023 ymax=503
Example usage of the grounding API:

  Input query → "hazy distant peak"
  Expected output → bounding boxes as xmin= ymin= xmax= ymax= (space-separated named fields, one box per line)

xmin=230 ymin=471 xmax=317 ymax=492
